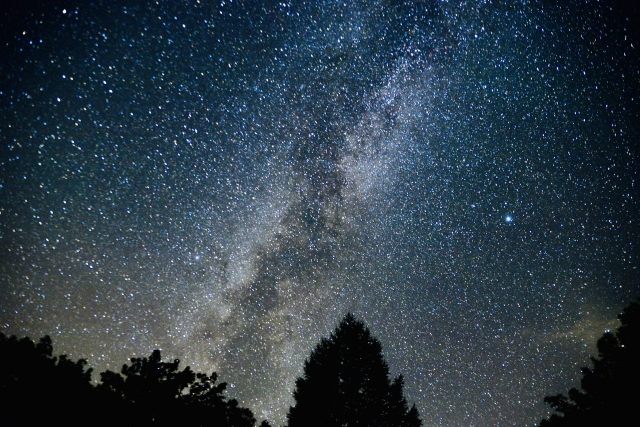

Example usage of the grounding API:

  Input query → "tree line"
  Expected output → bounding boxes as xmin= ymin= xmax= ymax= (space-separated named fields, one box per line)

xmin=0 ymin=313 xmax=421 ymax=427
xmin=0 ymin=332 xmax=257 ymax=427
xmin=1 ymin=299 xmax=638 ymax=426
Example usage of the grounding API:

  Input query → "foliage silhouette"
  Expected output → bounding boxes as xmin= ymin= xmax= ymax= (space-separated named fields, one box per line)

xmin=97 ymin=348 xmax=255 ymax=427
xmin=287 ymin=313 xmax=422 ymax=427
xmin=0 ymin=333 xmax=94 ymax=426
xmin=0 ymin=333 xmax=258 ymax=427
xmin=539 ymin=299 xmax=640 ymax=426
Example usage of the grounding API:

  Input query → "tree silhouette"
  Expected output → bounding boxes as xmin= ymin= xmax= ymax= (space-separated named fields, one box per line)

xmin=287 ymin=313 xmax=422 ymax=427
xmin=0 ymin=334 xmax=258 ymax=427
xmin=540 ymin=299 xmax=640 ymax=426
xmin=97 ymin=349 xmax=255 ymax=427
xmin=0 ymin=333 xmax=94 ymax=426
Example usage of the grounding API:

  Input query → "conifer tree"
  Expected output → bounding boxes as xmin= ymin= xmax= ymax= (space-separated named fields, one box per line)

xmin=540 ymin=299 xmax=640 ymax=426
xmin=287 ymin=313 xmax=422 ymax=427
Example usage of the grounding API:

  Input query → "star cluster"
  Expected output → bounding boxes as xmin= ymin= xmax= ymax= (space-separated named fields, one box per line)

xmin=1 ymin=1 xmax=638 ymax=426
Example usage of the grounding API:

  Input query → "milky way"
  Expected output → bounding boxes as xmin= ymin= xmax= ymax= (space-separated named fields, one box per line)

xmin=1 ymin=1 xmax=638 ymax=426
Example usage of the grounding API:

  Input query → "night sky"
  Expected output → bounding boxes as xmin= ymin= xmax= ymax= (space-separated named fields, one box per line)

xmin=1 ymin=1 xmax=638 ymax=426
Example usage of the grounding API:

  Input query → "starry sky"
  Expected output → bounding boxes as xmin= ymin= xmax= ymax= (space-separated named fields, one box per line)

xmin=1 ymin=1 xmax=638 ymax=426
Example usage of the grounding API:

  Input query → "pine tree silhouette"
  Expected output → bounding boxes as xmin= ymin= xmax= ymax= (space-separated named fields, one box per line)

xmin=540 ymin=299 xmax=640 ymax=426
xmin=287 ymin=313 xmax=422 ymax=427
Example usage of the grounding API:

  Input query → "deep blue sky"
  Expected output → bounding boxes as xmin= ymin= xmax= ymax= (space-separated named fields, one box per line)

xmin=1 ymin=1 xmax=638 ymax=426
